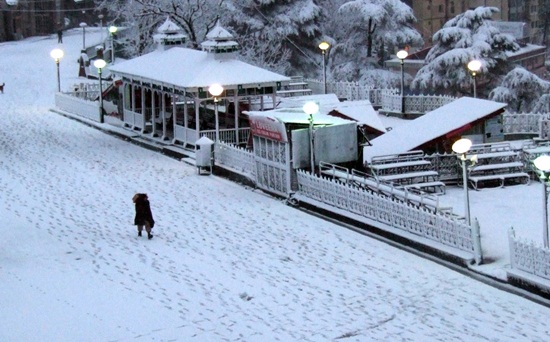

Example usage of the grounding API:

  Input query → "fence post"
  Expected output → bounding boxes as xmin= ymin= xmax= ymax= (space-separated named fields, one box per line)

xmin=471 ymin=217 xmax=483 ymax=264
xmin=508 ymin=227 xmax=516 ymax=269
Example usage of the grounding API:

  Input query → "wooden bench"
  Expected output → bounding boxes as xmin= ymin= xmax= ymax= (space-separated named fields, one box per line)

xmin=470 ymin=151 xmax=519 ymax=161
xmin=370 ymin=159 xmax=431 ymax=171
xmin=403 ymin=181 xmax=446 ymax=194
xmin=378 ymin=170 xmax=439 ymax=184
xmin=462 ymin=142 xmax=529 ymax=190
xmin=469 ymin=172 xmax=530 ymax=190
xmin=368 ymin=151 xmax=444 ymax=193
xmin=470 ymin=162 xmax=523 ymax=172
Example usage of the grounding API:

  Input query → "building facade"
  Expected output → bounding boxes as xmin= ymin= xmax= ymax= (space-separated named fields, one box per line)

xmin=406 ymin=0 xmax=548 ymax=47
xmin=0 ymin=0 xmax=101 ymax=42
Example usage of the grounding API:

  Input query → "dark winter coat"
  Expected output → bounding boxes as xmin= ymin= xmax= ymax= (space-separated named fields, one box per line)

xmin=134 ymin=194 xmax=155 ymax=228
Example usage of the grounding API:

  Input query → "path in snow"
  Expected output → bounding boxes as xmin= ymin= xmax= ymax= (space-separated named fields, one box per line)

xmin=1 ymin=29 xmax=550 ymax=341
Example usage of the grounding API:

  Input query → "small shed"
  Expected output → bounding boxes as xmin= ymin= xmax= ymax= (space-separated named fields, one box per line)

xmin=363 ymin=97 xmax=507 ymax=163
xmin=246 ymin=107 xmax=358 ymax=169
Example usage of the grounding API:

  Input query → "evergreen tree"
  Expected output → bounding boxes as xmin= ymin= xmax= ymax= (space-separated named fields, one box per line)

xmin=224 ymin=0 xmax=323 ymax=76
xmin=489 ymin=66 xmax=550 ymax=113
xmin=330 ymin=0 xmax=422 ymax=83
xmin=411 ymin=7 xmax=518 ymax=96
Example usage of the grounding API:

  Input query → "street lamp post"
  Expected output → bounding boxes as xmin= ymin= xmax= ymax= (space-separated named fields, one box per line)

xmin=109 ymin=26 xmax=118 ymax=64
xmin=318 ymin=41 xmax=330 ymax=94
xmin=208 ymin=84 xmax=224 ymax=142
xmin=397 ymin=50 xmax=408 ymax=114
xmin=452 ymin=138 xmax=474 ymax=225
xmin=79 ymin=22 xmax=87 ymax=50
xmin=98 ymin=14 xmax=104 ymax=43
xmin=50 ymin=48 xmax=64 ymax=92
xmin=468 ymin=60 xmax=481 ymax=98
xmin=93 ymin=59 xmax=107 ymax=123
xmin=533 ymin=155 xmax=550 ymax=248
xmin=303 ymin=101 xmax=320 ymax=173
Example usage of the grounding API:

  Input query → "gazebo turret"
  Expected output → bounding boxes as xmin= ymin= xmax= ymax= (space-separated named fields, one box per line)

xmin=153 ymin=17 xmax=188 ymax=51
xmin=200 ymin=22 xmax=239 ymax=59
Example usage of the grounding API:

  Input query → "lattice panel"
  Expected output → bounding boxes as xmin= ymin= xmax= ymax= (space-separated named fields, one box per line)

xmin=509 ymin=229 xmax=550 ymax=282
xmin=296 ymin=171 xmax=476 ymax=254
xmin=215 ymin=142 xmax=255 ymax=178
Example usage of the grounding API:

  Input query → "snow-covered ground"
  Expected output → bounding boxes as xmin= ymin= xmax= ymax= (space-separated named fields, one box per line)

xmin=1 ymin=28 xmax=550 ymax=341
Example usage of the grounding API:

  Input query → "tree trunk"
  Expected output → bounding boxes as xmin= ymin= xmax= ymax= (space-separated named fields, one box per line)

xmin=367 ymin=18 xmax=376 ymax=57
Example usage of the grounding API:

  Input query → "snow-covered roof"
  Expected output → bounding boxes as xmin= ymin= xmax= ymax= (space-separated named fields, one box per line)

xmin=277 ymin=94 xmax=341 ymax=111
xmin=109 ymin=47 xmax=290 ymax=90
xmin=200 ymin=22 xmax=239 ymax=53
xmin=206 ymin=23 xmax=234 ymax=41
xmin=363 ymin=97 xmax=507 ymax=163
xmin=153 ymin=17 xmax=187 ymax=44
xmin=157 ymin=17 xmax=184 ymax=35
xmin=329 ymin=100 xmax=386 ymax=133
xmin=200 ymin=40 xmax=239 ymax=48
xmin=507 ymin=43 xmax=546 ymax=57
xmin=245 ymin=107 xmax=352 ymax=126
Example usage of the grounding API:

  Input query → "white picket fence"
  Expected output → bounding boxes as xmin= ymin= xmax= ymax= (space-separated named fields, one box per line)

xmin=380 ymin=92 xmax=456 ymax=114
xmin=293 ymin=170 xmax=482 ymax=263
xmin=508 ymin=228 xmax=550 ymax=290
xmin=214 ymin=143 xmax=483 ymax=263
xmin=502 ymin=112 xmax=550 ymax=138
xmin=307 ymin=79 xmax=455 ymax=114
xmin=214 ymin=142 xmax=256 ymax=180
xmin=307 ymin=79 xmax=394 ymax=105
xmin=55 ymin=92 xmax=101 ymax=122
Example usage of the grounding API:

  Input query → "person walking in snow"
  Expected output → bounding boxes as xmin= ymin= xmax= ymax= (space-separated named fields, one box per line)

xmin=133 ymin=193 xmax=155 ymax=239
xmin=57 ymin=29 xmax=63 ymax=43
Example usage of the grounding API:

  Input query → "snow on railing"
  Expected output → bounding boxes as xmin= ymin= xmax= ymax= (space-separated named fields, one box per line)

xmin=502 ymin=112 xmax=550 ymax=136
xmin=306 ymin=79 xmax=455 ymax=114
xmin=381 ymin=93 xmax=456 ymax=114
xmin=69 ymin=82 xmax=110 ymax=102
xmin=294 ymin=170 xmax=481 ymax=262
xmin=214 ymin=142 xmax=255 ymax=180
xmin=55 ymin=92 xmax=101 ymax=122
xmin=508 ymin=227 xmax=550 ymax=282
xmin=423 ymin=152 xmax=459 ymax=182
xmin=200 ymin=128 xmax=250 ymax=146
xmin=306 ymin=79 xmax=395 ymax=106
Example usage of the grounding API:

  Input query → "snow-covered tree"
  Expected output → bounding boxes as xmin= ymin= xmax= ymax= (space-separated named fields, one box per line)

xmin=223 ymin=0 xmax=323 ymax=76
xmin=489 ymin=66 xmax=550 ymax=113
xmin=330 ymin=0 xmax=422 ymax=82
xmin=411 ymin=7 xmax=519 ymax=96
xmin=95 ymin=0 xmax=222 ymax=56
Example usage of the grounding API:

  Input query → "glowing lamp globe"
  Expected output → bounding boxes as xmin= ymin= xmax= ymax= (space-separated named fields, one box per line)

xmin=452 ymin=138 xmax=472 ymax=154
xmin=208 ymin=84 xmax=224 ymax=97
xmin=534 ymin=155 xmax=550 ymax=172
xmin=396 ymin=50 xmax=408 ymax=60
xmin=93 ymin=59 xmax=106 ymax=69
xmin=50 ymin=48 xmax=64 ymax=61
